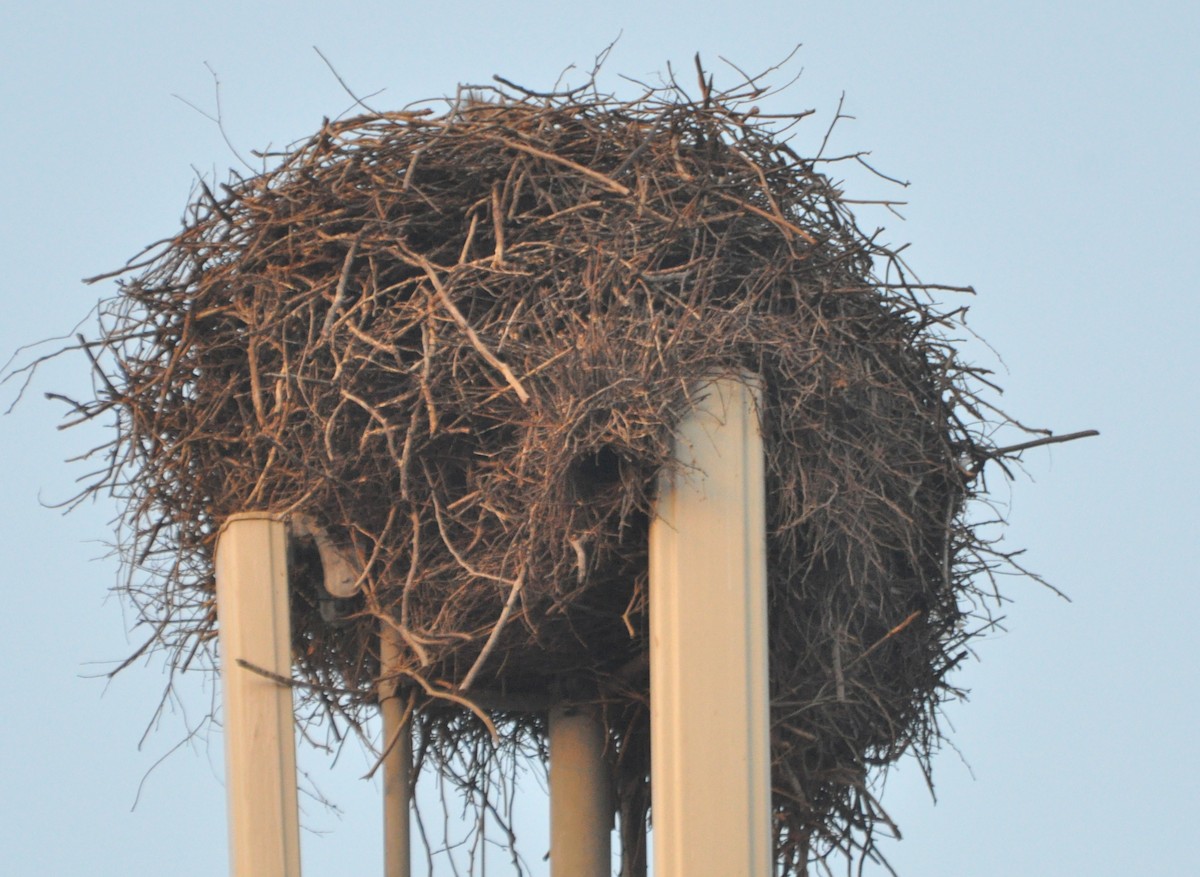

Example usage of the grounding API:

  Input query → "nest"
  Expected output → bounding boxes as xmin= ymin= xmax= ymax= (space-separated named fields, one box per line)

xmin=58 ymin=69 xmax=1049 ymax=874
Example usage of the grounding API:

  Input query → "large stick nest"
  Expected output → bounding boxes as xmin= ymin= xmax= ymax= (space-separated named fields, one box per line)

xmin=60 ymin=69 xmax=1047 ymax=873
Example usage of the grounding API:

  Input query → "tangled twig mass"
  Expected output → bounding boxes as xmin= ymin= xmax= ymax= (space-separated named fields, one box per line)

xmin=34 ymin=67 xmax=1082 ymax=874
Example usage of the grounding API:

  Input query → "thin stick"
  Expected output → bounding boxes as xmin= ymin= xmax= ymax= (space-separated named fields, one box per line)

xmin=494 ymin=136 xmax=631 ymax=196
xmin=412 ymin=255 xmax=531 ymax=403
xmin=987 ymin=429 xmax=1099 ymax=458
xmin=491 ymin=182 xmax=506 ymax=264
xmin=847 ymin=611 xmax=923 ymax=669
xmin=459 ymin=569 xmax=525 ymax=692
xmin=712 ymin=191 xmax=818 ymax=244
xmin=321 ymin=236 xmax=360 ymax=337
xmin=396 ymin=668 xmax=498 ymax=739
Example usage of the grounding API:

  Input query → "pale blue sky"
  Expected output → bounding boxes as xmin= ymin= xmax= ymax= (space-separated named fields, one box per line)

xmin=2 ymin=2 xmax=1196 ymax=874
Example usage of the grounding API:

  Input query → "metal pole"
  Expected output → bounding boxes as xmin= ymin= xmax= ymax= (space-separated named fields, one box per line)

xmin=380 ymin=624 xmax=412 ymax=877
xmin=549 ymin=705 xmax=612 ymax=877
xmin=214 ymin=513 xmax=303 ymax=877
xmin=649 ymin=375 xmax=773 ymax=877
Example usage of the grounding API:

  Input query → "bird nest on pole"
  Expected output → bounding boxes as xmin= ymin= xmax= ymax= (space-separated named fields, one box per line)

xmin=51 ymin=65 xmax=1073 ymax=874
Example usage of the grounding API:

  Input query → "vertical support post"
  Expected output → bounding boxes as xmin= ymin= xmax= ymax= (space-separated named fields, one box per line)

xmin=380 ymin=624 xmax=412 ymax=877
xmin=549 ymin=705 xmax=612 ymax=877
xmin=649 ymin=375 xmax=773 ymax=877
xmin=214 ymin=513 xmax=303 ymax=877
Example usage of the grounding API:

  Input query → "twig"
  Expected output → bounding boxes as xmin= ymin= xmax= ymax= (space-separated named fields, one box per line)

xmin=395 ymin=668 xmax=498 ymax=740
xmin=459 ymin=569 xmax=525 ymax=692
xmin=713 ymin=190 xmax=818 ymax=244
xmin=986 ymin=429 xmax=1099 ymax=458
xmin=412 ymin=255 xmax=531 ymax=403
xmin=171 ymin=63 xmax=256 ymax=173
xmin=313 ymin=45 xmax=386 ymax=116
xmin=494 ymin=136 xmax=631 ymax=196
xmin=321 ymin=236 xmax=360 ymax=337
xmin=235 ymin=658 xmax=356 ymax=695
xmin=847 ymin=611 xmax=923 ymax=669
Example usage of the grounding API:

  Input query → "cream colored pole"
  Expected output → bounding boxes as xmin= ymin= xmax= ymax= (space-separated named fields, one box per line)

xmin=214 ymin=513 xmax=303 ymax=877
xmin=649 ymin=376 xmax=773 ymax=877
xmin=549 ymin=705 xmax=611 ymax=877
xmin=380 ymin=625 xmax=412 ymax=877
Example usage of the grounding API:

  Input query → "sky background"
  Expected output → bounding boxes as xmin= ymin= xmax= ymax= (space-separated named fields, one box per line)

xmin=1 ymin=2 xmax=1196 ymax=875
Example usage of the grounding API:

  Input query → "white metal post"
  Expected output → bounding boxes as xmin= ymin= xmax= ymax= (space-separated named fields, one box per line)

xmin=649 ymin=376 xmax=773 ymax=877
xmin=380 ymin=624 xmax=413 ymax=877
xmin=549 ymin=705 xmax=611 ymax=877
xmin=214 ymin=513 xmax=303 ymax=877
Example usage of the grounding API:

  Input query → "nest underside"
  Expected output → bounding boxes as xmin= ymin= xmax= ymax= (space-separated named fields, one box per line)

xmin=74 ymin=78 xmax=1020 ymax=873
